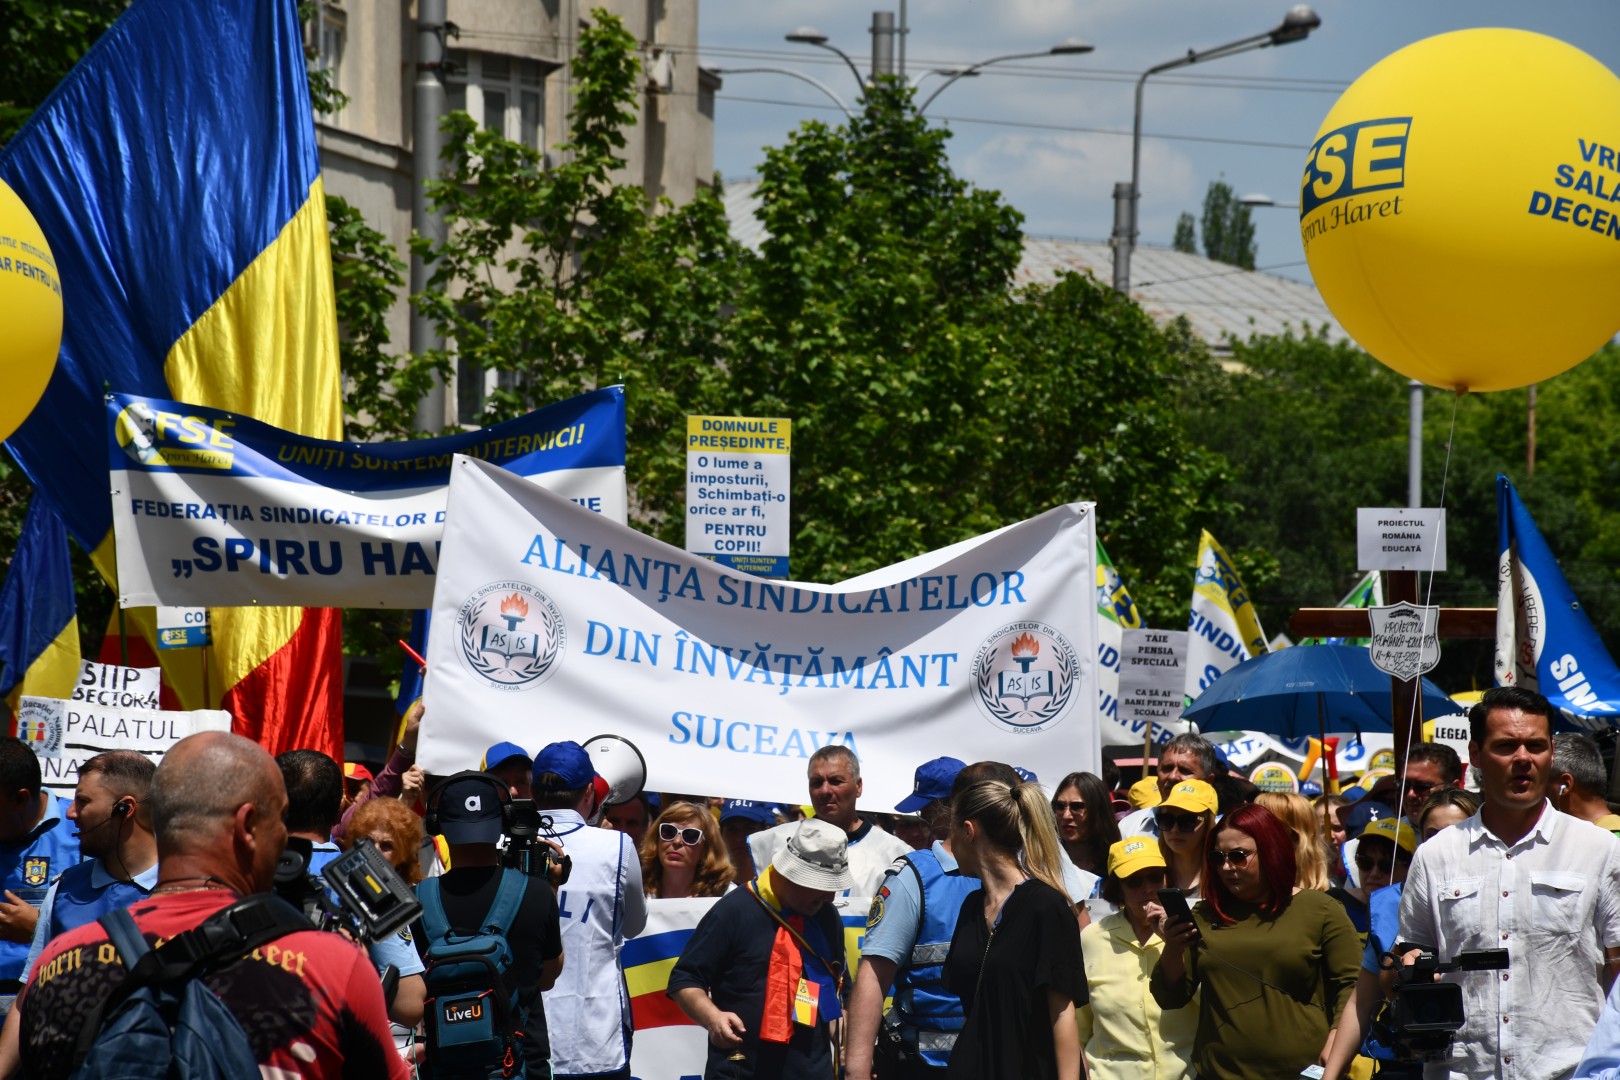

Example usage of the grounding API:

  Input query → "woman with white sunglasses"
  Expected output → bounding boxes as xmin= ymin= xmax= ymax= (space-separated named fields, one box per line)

xmin=639 ymin=800 xmax=735 ymax=898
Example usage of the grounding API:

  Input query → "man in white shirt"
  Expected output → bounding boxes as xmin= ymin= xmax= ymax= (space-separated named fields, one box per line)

xmin=534 ymin=741 xmax=647 ymax=1080
xmin=748 ymin=745 xmax=911 ymax=897
xmin=1399 ymin=686 xmax=1620 ymax=1080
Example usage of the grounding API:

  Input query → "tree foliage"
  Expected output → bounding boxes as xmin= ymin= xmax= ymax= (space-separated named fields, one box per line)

xmin=1198 ymin=180 xmax=1256 ymax=270
xmin=1172 ymin=212 xmax=1198 ymax=254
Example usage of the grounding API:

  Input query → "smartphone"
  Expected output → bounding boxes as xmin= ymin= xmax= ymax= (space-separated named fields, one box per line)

xmin=1157 ymin=887 xmax=1202 ymax=944
xmin=1299 ymin=1066 xmax=1326 ymax=1079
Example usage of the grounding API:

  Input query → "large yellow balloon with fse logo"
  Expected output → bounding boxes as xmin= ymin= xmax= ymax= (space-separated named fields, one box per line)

xmin=1301 ymin=30 xmax=1620 ymax=392
xmin=0 ymin=179 xmax=61 ymax=442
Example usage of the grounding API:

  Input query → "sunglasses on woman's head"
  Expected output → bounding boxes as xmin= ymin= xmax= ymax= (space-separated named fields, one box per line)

xmin=660 ymin=822 xmax=703 ymax=846
xmin=1157 ymin=811 xmax=1202 ymax=832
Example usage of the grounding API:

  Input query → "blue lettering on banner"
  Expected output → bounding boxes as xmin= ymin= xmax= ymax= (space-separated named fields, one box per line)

xmin=668 ymin=711 xmax=858 ymax=759
xmin=521 ymin=534 xmax=1029 ymax=616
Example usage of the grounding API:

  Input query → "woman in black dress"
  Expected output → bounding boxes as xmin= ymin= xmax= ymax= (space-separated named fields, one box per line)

xmin=943 ymin=776 xmax=1087 ymax=1080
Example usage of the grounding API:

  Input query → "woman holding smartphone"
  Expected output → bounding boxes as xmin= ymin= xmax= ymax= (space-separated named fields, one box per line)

xmin=1150 ymin=803 xmax=1360 ymax=1080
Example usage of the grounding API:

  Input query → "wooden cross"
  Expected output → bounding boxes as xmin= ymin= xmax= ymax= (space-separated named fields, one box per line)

xmin=1288 ymin=571 xmax=1495 ymax=762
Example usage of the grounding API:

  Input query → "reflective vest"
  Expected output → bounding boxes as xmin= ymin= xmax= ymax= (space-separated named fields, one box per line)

xmin=891 ymin=848 xmax=980 ymax=1068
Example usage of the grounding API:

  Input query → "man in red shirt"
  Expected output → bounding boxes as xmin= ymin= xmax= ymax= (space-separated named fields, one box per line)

xmin=15 ymin=731 xmax=406 ymax=1080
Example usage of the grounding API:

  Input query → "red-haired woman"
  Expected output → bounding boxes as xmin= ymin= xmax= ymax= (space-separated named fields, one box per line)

xmin=1149 ymin=804 xmax=1360 ymax=1080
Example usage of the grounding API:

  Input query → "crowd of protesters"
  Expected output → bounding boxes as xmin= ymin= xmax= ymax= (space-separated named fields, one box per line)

xmin=3 ymin=683 xmax=1620 ymax=1078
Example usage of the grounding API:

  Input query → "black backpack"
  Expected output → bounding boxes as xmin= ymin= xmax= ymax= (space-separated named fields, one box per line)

xmin=417 ymin=869 xmax=529 ymax=1079
xmin=69 ymin=893 xmax=311 ymax=1079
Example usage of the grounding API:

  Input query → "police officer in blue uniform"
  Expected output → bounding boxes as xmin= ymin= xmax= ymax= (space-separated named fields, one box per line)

xmin=845 ymin=756 xmax=978 ymax=1080
xmin=0 ymin=737 xmax=79 ymax=1017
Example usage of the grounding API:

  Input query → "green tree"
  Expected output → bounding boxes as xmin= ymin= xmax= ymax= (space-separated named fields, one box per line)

xmin=1199 ymin=180 xmax=1256 ymax=269
xmin=1172 ymin=212 xmax=1198 ymax=254
xmin=718 ymin=81 xmax=1229 ymax=619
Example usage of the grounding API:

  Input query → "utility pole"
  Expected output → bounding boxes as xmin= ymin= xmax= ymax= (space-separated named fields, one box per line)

xmin=411 ymin=0 xmax=449 ymax=433
xmin=870 ymin=12 xmax=896 ymax=80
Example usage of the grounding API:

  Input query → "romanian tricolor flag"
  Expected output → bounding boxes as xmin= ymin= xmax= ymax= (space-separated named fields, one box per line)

xmin=623 ymin=899 xmax=870 ymax=1031
xmin=0 ymin=0 xmax=343 ymax=756
xmin=0 ymin=498 xmax=80 ymax=712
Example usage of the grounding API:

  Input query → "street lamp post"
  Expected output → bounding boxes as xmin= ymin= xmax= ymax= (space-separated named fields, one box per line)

xmin=786 ymin=26 xmax=866 ymax=89
xmin=1111 ymin=5 xmax=1320 ymax=294
xmin=916 ymin=38 xmax=1094 ymax=113
xmin=706 ymin=66 xmax=854 ymax=119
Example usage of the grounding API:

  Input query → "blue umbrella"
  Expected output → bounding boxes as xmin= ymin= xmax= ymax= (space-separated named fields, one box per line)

xmin=1181 ymin=643 xmax=1456 ymax=739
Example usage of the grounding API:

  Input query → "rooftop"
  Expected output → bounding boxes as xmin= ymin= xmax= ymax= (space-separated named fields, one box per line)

xmin=721 ymin=178 xmax=1348 ymax=355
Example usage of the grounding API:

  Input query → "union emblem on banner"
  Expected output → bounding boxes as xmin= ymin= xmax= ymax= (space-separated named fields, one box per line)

xmin=1368 ymin=602 xmax=1441 ymax=682
xmin=973 ymin=621 xmax=1078 ymax=732
xmin=457 ymin=580 xmax=566 ymax=690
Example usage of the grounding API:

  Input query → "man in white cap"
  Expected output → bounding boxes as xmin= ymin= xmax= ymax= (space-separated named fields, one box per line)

xmin=671 ymin=818 xmax=853 ymax=1079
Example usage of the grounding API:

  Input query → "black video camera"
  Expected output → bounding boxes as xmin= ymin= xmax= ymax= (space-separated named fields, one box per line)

xmin=501 ymin=798 xmax=572 ymax=886
xmin=1377 ymin=945 xmax=1509 ymax=1061
xmin=275 ymin=835 xmax=422 ymax=943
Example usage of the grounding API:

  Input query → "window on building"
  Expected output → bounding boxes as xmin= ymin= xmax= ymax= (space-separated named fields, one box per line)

xmin=310 ymin=3 xmax=346 ymax=122
xmin=445 ymin=51 xmax=552 ymax=151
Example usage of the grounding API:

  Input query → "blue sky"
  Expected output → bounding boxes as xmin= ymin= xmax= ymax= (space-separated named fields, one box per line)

xmin=695 ymin=1 xmax=1620 ymax=284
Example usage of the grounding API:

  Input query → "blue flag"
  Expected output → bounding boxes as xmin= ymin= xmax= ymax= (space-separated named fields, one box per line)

xmin=1496 ymin=475 xmax=1620 ymax=728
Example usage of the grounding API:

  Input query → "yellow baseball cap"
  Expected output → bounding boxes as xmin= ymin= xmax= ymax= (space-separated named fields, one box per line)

xmin=1128 ymin=776 xmax=1163 ymax=809
xmin=1358 ymin=816 xmax=1417 ymax=855
xmin=1109 ymin=836 xmax=1167 ymax=880
xmin=1159 ymin=779 xmax=1218 ymax=817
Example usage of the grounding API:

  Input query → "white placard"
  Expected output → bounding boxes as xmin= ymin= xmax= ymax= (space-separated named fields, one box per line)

xmin=422 ymin=456 xmax=1101 ymax=806
xmin=23 ymin=696 xmax=233 ymax=797
xmin=72 ymin=660 xmax=161 ymax=710
xmin=1118 ymin=629 xmax=1188 ymax=733
xmin=684 ymin=415 xmax=792 ymax=578
xmin=1357 ymin=508 xmax=1447 ymax=572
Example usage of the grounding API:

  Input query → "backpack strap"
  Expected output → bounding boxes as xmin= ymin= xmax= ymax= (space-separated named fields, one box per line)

xmin=482 ymin=870 xmax=525 ymax=936
xmin=70 ymin=893 xmax=312 ymax=1069
xmin=418 ymin=876 xmax=450 ymax=943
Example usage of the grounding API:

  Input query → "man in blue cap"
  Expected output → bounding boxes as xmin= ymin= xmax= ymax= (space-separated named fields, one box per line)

xmin=845 ymin=756 xmax=977 ymax=1080
xmin=484 ymin=741 xmax=533 ymax=800
xmin=532 ymin=741 xmax=646 ymax=1080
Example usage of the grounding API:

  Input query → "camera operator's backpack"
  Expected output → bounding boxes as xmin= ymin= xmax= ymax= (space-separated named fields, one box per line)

xmin=418 ymin=869 xmax=529 ymax=1079
xmin=68 ymin=893 xmax=311 ymax=1079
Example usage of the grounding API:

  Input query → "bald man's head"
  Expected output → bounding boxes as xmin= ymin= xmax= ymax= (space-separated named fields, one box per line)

xmin=152 ymin=732 xmax=287 ymax=887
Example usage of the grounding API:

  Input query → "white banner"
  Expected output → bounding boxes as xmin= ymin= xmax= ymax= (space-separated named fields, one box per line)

xmin=421 ymin=457 xmax=1101 ymax=805
xmin=21 ymin=696 xmax=232 ymax=797
xmin=109 ymin=388 xmax=627 ymax=609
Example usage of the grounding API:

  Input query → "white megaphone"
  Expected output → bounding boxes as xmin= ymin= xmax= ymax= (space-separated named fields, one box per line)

xmin=582 ymin=735 xmax=647 ymax=807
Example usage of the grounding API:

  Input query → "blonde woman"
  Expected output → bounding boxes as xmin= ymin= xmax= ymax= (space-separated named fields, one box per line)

xmin=944 ymin=777 xmax=1085 ymax=1080
xmin=1256 ymin=791 xmax=1332 ymax=891
xmin=1154 ymin=780 xmax=1217 ymax=899
xmin=638 ymin=800 xmax=734 ymax=899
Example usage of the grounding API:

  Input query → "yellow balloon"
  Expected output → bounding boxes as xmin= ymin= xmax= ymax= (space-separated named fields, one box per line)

xmin=1301 ymin=30 xmax=1620 ymax=392
xmin=0 ymin=179 xmax=61 ymax=441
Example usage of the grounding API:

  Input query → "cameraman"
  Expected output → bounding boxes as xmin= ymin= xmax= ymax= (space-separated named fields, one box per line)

xmin=532 ymin=741 xmax=646 ymax=1080
xmin=278 ymin=749 xmax=426 ymax=1033
xmin=1398 ymin=688 xmax=1620 ymax=1080
xmin=418 ymin=773 xmax=563 ymax=1078
xmin=13 ymin=732 xmax=405 ymax=1079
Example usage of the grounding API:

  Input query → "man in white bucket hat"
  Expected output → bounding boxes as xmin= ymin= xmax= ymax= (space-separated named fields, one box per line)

xmin=671 ymin=818 xmax=854 ymax=1078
